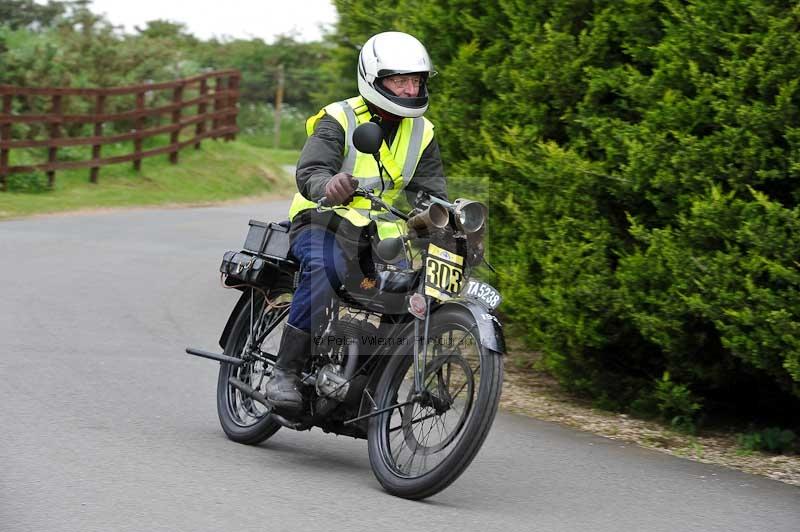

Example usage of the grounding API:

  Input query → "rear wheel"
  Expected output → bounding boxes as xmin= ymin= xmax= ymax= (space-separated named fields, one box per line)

xmin=367 ymin=305 xmax=503 ymax=499
xmin=216 ymin=289 xmax=291 ymax=444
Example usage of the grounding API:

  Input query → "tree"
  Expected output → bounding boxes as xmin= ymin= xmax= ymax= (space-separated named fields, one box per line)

xmin=0 ymin=0 xmax=69 ymax=30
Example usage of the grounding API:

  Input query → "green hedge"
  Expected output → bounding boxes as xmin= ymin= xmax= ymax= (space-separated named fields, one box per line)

xmin=329 ymin=0 xmax=800 ymax=423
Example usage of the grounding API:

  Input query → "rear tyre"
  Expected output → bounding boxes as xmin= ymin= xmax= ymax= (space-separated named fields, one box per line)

xmin=367 ymin=305 xmax=503 ymax=499
xmin=216 ymin=289 xmax=291 ymax=444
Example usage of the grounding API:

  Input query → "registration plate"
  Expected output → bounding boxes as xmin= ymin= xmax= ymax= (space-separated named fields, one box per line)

xmin=424 ymin=244 xmax=465 ymax=301
xmin=463 ymin=280 xmax=502 ymax=310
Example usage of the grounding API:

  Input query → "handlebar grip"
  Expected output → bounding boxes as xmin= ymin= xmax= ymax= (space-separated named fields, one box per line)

xmin=318 ymin=188 xmax=373 ymax=209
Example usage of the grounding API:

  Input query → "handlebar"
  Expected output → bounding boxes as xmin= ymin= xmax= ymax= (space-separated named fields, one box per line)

xmin=317 ymin=188 xmax=409 ymax=222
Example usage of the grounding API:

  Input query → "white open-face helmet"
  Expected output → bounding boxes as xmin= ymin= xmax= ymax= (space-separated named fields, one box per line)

xmin=357 ymin=31 xmax=435 ymax=118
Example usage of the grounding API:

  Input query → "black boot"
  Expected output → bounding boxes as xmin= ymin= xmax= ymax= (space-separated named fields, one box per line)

xmin=265 ymin=324 xmax=312 ymax=415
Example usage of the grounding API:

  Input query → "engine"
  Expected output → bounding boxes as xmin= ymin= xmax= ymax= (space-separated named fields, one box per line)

xmin=315 ymin=364 xmax=351 ymax=402
xmin=313 ymin=306 xmax=378 ymax=414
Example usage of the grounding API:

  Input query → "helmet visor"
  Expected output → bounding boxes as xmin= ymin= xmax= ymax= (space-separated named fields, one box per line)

xmin=375 ymin=77 xmax=429 ymax=111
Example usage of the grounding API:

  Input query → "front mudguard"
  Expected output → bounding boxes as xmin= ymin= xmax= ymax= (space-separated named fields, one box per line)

xmin=435 ymin=297 xmax=505 ymax=354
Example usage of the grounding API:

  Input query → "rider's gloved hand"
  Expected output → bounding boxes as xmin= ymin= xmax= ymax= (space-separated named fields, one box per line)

xmin=324 ymin=172 xmax=358 ymax=205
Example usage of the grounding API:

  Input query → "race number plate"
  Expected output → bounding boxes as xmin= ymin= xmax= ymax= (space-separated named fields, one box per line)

xmin=424 ymin=244 xmax=465 ymax=301
xmin=463 ymin=280 xmax=502 ymax=310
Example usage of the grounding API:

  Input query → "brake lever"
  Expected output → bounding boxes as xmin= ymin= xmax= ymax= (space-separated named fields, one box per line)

xmin=317 ymin=197 xmax=332 ymax=210
xmin=353 ymin=187 xmax=386 ymax=212
xmin=318 ymin=187 xmax=409 ymax=221
xmin=317 ymin=187 xmax=370 ymax=210
xmin=355 ymin=187 xmax=388 ymax=209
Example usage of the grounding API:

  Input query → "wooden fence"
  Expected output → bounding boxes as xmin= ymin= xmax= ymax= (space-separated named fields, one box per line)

xmin=0 ymin=69 xmax=240 ymax=190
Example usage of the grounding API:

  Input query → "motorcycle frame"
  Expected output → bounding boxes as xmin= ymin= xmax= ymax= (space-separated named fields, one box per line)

xmin=218 ymin=241 xmax=505 ymax=382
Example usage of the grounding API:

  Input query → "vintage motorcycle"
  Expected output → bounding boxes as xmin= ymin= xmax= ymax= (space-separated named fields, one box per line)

xmin=187 ymin=122 xmax=505 ymax=500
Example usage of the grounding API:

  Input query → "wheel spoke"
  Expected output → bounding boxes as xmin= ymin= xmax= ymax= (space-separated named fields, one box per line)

xmin=437 ymin=366 xmax=453 ymax=404
xmin=390 ymin=420 xmax=405 ymax=464
xmin=401 ymin=434 xmax=419 ymax=474
xmin=389 ymin=409 xmax=443 ymax=432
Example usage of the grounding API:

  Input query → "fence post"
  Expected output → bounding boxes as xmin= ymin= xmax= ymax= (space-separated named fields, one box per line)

xmin=274 ymin=64 xmax=284 ymax=149
xmin=195 ymin=77 xmax=208 ymax=149
xmin=212 ymin=77 xmax=223 ymax=139
xmin=170 ymin=84 xmax=183 ymax=164
xmin=133 ymin=91 xmax=145 ymax=171
xmin=0 ymin=94 xmax=11 ymax=191
xmin=47 ymin=94 xmax=62 ymax=188
xmin=90 ymin=93 xmax=105 ymax=183
xmin=226 ymin=73 xmax=239 ymax=141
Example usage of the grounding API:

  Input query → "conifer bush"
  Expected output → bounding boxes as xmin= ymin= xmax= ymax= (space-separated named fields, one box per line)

xmin=328 ymin=0 xmax=800 ymax=420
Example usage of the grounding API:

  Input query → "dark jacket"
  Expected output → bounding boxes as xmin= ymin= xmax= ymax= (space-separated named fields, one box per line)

xmin=290 ymin=111 xmax=447 ymax=257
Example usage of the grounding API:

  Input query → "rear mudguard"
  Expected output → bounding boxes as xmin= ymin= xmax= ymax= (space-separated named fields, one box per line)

xmin=219 ymin=291 xmax=250 ymax=350
xmin=218 ymin=275 xmax=294 ymax=349
xmin=435 ymin=298 xmax=506 ymax=354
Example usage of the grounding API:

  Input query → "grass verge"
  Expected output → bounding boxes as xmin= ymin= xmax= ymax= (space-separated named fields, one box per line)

xmin=0 ymin=138 xmax=299 ymax=219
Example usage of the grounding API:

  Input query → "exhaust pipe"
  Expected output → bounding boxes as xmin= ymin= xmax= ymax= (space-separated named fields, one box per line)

xmin=407 ymin=203 xmax=449 ymax=231
xmin=227 ymin=377 xmax=269 ymax=406
xmin=227 ymin=377 xmax=312 ymax=431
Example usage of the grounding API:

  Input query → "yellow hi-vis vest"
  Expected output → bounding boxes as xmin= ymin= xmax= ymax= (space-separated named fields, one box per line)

xmin=287 ymin=96 xmax=435 ymax=240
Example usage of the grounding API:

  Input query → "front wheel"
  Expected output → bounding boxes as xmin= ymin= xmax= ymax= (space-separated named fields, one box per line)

xmin=216 ymin=289 xmax=291 ymax=444
xmin=367 ymin=306 xmax=504 ymax=499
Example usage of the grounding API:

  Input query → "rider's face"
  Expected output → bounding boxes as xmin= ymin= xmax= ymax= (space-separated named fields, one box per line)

xmin=381 ymin=74 xmax=422 ymax=98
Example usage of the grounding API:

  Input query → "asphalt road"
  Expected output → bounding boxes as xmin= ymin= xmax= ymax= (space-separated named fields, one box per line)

xmin=1 ymin=200 xmax=798 ymax=532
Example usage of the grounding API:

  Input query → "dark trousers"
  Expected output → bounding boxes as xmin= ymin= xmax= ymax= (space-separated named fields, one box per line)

xmin=287 ymin=228 xmax=349 ymax=333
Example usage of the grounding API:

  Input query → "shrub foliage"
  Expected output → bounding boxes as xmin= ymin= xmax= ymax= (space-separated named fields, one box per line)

xmin=327 ymin=0 xmax=800 ymax=420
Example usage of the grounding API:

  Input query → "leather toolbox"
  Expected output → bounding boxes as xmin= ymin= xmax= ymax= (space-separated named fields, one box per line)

xmin=220 ymin=250 xmax=280 ymax=286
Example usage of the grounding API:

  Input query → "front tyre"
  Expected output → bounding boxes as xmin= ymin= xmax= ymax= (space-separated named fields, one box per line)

xmin=367 ymin=306 xmax=504 ymax=499
xmin=216 ymin=290 xmax=291 ymax=444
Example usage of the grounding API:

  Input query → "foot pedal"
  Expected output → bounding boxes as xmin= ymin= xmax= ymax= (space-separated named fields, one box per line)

xmin=187 ymin=347 xmax=244 ymax=366
xmin=227 ymin=377 xmax=270 ymax=409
